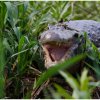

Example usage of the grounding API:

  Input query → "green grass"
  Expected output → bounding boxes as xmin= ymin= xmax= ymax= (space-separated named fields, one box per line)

xmin=0 ymin=1 xmax=100 ymax=99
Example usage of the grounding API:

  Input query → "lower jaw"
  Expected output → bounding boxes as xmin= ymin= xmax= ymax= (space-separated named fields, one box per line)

xmin=45 ymin=58 xmax=82 ymax=74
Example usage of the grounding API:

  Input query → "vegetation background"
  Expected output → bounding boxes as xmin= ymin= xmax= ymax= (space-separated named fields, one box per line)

xmin=0 ymin=1 xmax=100 ymax=99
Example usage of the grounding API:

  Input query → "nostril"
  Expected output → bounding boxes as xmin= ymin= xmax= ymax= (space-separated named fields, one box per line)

xmin=74 ymin=33 xmax=79 ymax=38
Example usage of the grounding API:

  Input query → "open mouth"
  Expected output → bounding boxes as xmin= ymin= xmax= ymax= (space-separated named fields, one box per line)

xmin=42 ymin=41 xmax=75 ymax=68
xmin=44 ymin=44 xmax=70 ymax=61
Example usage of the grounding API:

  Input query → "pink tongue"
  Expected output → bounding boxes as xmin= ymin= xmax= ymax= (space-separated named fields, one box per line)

xmin=49 ymin=46 xmax=67 ymax=61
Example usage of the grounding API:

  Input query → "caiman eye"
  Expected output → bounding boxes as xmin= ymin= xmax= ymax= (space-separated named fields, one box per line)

xmin=73 ymin=33 xmax=79 ymax=38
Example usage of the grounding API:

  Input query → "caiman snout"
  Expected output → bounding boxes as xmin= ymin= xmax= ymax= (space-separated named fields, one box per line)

xmin=40 ymin=25 xmax=79 ymax=68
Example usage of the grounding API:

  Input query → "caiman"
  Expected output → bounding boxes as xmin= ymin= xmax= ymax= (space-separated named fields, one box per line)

xmin=39 ymin=20 xmax=100 ymax=69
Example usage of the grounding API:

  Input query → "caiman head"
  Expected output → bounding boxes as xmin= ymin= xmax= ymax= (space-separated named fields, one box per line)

xmin=39 ymin=23 xmax=82 ymax=69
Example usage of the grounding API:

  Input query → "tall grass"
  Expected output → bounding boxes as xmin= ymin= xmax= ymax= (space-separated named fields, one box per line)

xmin=0 ymin=2 xmax=6 ymax=98
xmin=0 ymin=40 xmax=5 ymax=98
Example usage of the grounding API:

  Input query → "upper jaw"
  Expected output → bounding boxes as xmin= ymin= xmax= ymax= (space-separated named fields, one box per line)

xmin=39 ymin=29 xmax=79 ymax=44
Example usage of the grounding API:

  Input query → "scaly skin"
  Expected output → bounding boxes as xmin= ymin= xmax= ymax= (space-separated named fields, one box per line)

xmin=39 ymin=20 xmax=100 ymax=68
